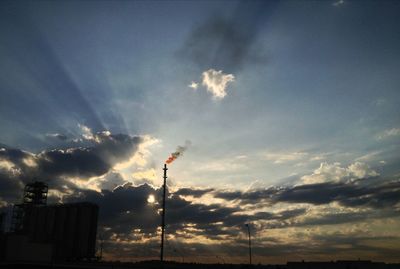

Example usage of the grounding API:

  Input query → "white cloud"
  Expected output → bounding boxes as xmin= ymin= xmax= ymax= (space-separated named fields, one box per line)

xmin=78 ymin=124 xmax=112 ymax=143
xmin=78 ymin=123 xmax=95 ymax=141
xmin=201 ymin=69 xmax=235 ymax=100
xmin=188 ymin=81 xmax=198 ymax=90
xmin=348 ymin=162 xmax=378 ymax=179
xmin=376 ymin=128 xmax=400 ymax=140
xmin=300 ymin=162 xmax=378 ymax=185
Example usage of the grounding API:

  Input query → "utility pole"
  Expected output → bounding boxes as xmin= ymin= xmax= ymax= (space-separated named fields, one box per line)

xmin=99 ymin=233 xmax=104 ymax=260
xmin=245 ymin=223 xmax=252 ymax=265
xmin=160 ymin=164 xmax=168 ymax=262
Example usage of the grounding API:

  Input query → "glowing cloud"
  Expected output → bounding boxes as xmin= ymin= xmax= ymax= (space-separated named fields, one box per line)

xmin=78 ymin=123 xmax=95 ymax=141
xmin=300 ymin=162 xmax=378 ymax=185
xmin=188 ymin=81 xmax=198 ymax=90
xmin=201 ymin=69 xmax=235 ymax=100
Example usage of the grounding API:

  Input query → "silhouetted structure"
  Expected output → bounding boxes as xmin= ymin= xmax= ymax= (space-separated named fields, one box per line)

xmin=0 ymin=212 xmax=6 ymax=233
xmin=23 ymin=181 xmax=48 ymax=205
xmin=11 ymin=181 xmax=48 ymax=232
xmin=1 ymin=182 xmax=98 ymax=263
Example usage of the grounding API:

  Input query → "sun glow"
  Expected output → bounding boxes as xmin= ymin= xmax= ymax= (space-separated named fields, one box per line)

xmin=147 ymin=194 xmax=155 ymax=204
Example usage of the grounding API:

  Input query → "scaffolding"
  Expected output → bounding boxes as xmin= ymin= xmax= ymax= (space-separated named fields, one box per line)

xmin=10 ymin=181 xmax=48 ymax=232
xmin=23 ymin=182 xmax=48 ymax=205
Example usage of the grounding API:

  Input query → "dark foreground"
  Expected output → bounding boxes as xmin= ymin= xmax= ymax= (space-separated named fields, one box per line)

xmin=1 ymin=260 xmax=399 ymax=269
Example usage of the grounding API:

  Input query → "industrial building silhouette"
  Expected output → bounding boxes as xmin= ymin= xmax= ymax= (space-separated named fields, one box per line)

xmin=0 ymin=181 xmax=98 ymax=263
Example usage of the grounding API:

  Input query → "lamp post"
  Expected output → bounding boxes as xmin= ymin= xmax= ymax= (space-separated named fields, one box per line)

xmin=245 ymin=223 xmax=252 ymax=265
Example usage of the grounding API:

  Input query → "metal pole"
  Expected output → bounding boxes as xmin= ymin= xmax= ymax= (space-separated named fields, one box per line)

xmin=99 ymin=234 xmax=103 ymax=260
xmin=246 ymin=223 xmax=252 ymax=265
xmin=160 ymin=164 xmax=168 ymax=262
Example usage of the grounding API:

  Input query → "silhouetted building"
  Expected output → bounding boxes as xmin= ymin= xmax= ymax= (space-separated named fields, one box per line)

xmin=24 ymin=202 xmax=98 ymax=261
xmin=0 ymin=212 xmax=6 ymax=233
xmin=2 ymin=233 xmax=53 ymax=262
xmin=1 ymin=182 xmax=98 ymax=263
xmin=2 ymin=202 xmax=98 ymax=262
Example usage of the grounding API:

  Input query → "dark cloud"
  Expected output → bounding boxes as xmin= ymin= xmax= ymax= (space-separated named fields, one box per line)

xmin=37 ymin=133 xmax=142 ymax=179
xmin=214 ymin=188 xmax=277 ymax=202
xmin=297 ymin=209 xmax=398 ymax=228
xmin=174 ymin=187 xmax=214 ymax=198
xmin=275 ymin=181 xmax=400 ymax=209
xmin=57 ymin=177 xmax=399 ymax=253
xmin=0 ymin=132 xmax=143 ymax=203
xmin=178 ymin=2 xmax=275 ymax=73
xmin=0 ymin=147 xmax=33 ymax=168
xmin=214 ymin=180 xmax=400 ymax=210
xmin=63 ymin=182 xmax=309 ymax=245
xmin=0 ymin=147 xmax=36 ymax=203
xmin=0 ymin=170 xmax=24 ymax=204
xmin=65 ymin=183 xmax=160 ymax=235
xmin=66 ymin=183 xmax=238 ymax=237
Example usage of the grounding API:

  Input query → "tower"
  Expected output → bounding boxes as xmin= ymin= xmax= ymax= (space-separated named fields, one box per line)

xmin=23 ymin=181 xmax=48 ymax=205
xmin=10 ymin=181 xmax=48 ymax=232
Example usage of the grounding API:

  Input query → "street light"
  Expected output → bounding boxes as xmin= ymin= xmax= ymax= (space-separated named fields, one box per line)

xmin=245 ymin=223 xmax=252 ymax=265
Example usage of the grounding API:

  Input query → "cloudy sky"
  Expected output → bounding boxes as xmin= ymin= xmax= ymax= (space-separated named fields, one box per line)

xmin=1 ymin=0 xmax=400 ymax=264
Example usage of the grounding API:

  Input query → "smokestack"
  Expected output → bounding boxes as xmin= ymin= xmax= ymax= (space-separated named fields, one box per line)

xmin=160 ymin=163 xmax=167 ymax=262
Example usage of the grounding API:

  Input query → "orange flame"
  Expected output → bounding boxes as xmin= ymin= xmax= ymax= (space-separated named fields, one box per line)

xmin=165 ymin=141 xmax=191 ymax=164
xmin=165 ymin=157 xmax=174 ymax=164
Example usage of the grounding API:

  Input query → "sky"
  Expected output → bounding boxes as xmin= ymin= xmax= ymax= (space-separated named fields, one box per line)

xmin=0 ymin=0 xmax=400 ymax=264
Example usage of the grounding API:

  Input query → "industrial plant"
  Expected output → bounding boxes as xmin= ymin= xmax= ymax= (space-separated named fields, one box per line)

xmin=0 ymin=181 xmax=98 ymax=263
